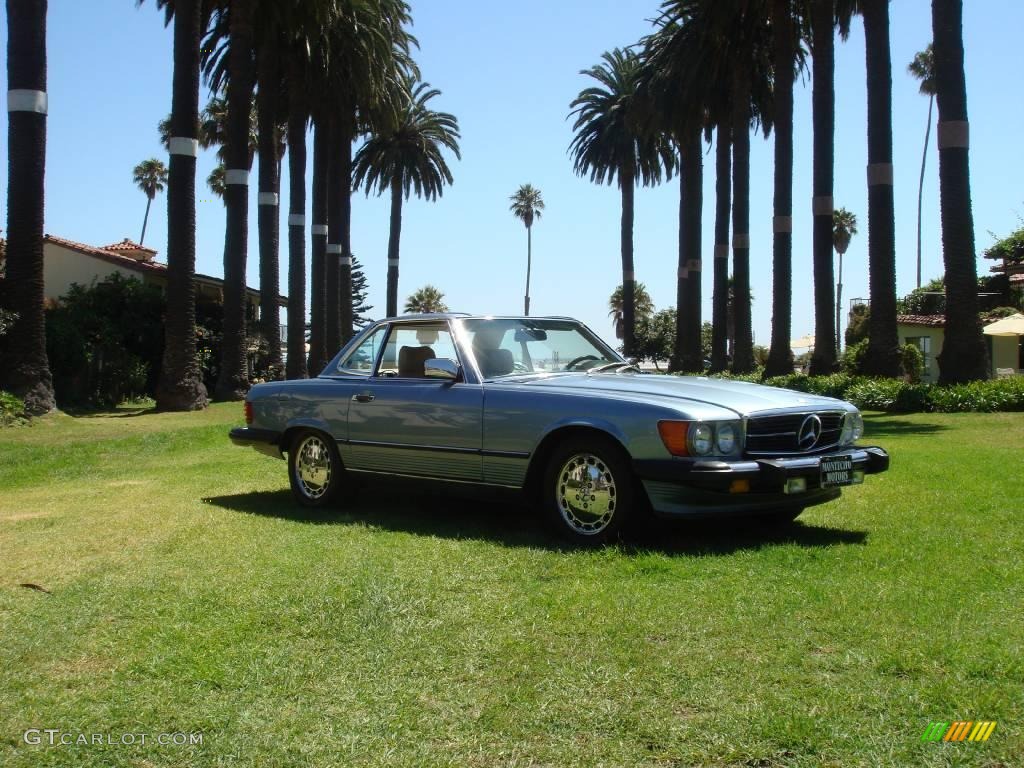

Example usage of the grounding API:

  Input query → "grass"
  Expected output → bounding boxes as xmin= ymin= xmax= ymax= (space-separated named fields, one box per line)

xmin=1 ymin=403 xmax=1021 ymax=767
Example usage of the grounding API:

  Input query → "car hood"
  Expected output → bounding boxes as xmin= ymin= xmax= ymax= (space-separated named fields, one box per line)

xmin=492 ymin=372 xmax=850 ymax=418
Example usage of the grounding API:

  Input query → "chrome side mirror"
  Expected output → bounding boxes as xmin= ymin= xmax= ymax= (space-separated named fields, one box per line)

xmin=424 ymin=358 xmax=460 ymax=381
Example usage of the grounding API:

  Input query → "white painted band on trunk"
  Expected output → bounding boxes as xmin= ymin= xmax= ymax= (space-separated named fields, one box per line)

xmin=677 ymin=268 xmax=689 ymax=279
xmin=340 ymin=256 xmax=352 ymax=267
xmin=866 ymin=163 xmax=894 ymax=186
xmin=812 ymin=196 xmax=834 ymax=216
xmin=326 ymin=244 xmax=343 ymax=254
xmin=258 ymin=192 xmax=279 ymax=206
xmin=687 ymin=259 xmax=702 ymax=272
xmin=733 ymin=234 xmax=750 ymax=249
xmin=388 ymin=258 xmax=399 ymax=267
xmin=623 ymin=271 xmax=635 ymax=281
xmin=7 ymin=89 xmax=47 ymax=114
xmin=773 ymin=216 xmax=793 ymax=233
xmin=937 ymin=120 xmax=969 ymax=149
xmin=225 ymin=169 xmax=250 ymax=185
xmin=714 ymin=244 xmax=729 ymax=259
xmin=311 ymin=224 xmax=328 ymax=236
xmin=168 ymin=137 xmax=199 ymax=157
xmin=288 ymin=214 xmax=305 ymax=226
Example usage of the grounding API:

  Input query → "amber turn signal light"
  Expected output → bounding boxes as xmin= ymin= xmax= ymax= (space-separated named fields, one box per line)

xmin=657 ymin=421 xmax=690 ymax=457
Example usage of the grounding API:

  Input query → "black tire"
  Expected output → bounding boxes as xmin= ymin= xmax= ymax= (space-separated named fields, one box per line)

xmin=288 ymin=430 xmax=343 ymax=508
xmin=541 ymin=434 xmax=634 ymax=546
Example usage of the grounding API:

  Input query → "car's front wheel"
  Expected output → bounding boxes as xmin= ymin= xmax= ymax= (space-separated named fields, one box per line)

xmin=542 ymin=435 xmax=633 ymax=546
xmin=288 ymin=430 xmax=343 ymax=508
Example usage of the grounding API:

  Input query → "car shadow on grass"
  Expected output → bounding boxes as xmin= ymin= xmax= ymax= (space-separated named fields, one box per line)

xmin=862 ymin=413 xmax=949 ymax=438
xmin=204 ymin=487 xmax=867 ymax=557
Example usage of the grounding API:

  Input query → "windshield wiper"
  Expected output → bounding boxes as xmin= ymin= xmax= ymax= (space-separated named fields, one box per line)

xmin=588 ymin=361 xmax=640 ymax=374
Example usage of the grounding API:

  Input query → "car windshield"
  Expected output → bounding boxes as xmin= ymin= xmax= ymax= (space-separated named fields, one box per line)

xmin=460 ymin=318 xmax=621 ymax=378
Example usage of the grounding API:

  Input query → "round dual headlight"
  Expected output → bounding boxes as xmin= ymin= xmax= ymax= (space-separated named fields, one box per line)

xmin=690 ymin=423 xmax=714 ymax=455
xmin=840 ymin=412 xmax=864 ymax=444
xmin=716 ymin=423 xmax=737 ymax=454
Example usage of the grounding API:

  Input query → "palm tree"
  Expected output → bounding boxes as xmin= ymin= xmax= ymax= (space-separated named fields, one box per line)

xmin=143 ymin=0 xmax=209 ymax=412
xmin=909 ymin=44 xmax=936 ymax=290
xmin=509 ymin=184 xmax=545 ymax=315
xmin=569 ymin=48 xmax=675 ymax=358
xmin=608 ymin=282 xmax=655 ymax=341
xmin=132 ymin=159 xmax=168 ymax=246
xmin=808 ymin=0 xmax=838 ymax=375
xmin=931 ymin=0 xmax=987 ymax=382
xmin=832 ymin=207 xmax=858 ymax=354
xmin=353 ymin=78 xmax=461 ymax=318
xmin=0 ymin=0 xmax=56 ymax=414
xmin=207 ymin=163 xmax=226 ymax=201
xmin=307 ymin=112 xmax=328 ymax=373
xmin=404 ymin=285 xmax=449 ymax=314
xmin=711 ymin=127 xmax=731 ymax=372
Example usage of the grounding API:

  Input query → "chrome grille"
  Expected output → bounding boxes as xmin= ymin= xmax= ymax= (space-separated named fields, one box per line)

xmin=745 ymin=411 xmax=845 ymax=455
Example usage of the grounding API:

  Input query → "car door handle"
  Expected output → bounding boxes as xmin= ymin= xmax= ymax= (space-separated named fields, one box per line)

xmin=353 ymin=392 xmax=375 ymax=403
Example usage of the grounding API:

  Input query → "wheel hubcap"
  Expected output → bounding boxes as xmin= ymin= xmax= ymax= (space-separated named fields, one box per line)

xmin=556 ymin=453 xmax=616 ymax=534
xmin=295 ymin=435 xmax=332 ymax=499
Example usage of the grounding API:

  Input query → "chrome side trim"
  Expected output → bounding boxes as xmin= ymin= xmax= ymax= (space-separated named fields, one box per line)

xmin=345 ymin=438 xmax=529 ymax=460
xmin=345 ymin=467 xmax=521 ymax=489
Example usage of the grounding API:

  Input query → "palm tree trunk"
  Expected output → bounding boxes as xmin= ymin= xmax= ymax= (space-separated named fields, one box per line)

xmin=1 ymin=0 xmax=55 ymax=414
xmin=214 ymin=0 xmax=255 ymax=401
xmin=338 ymin=124 xmax=354 ymax=344
xmin=932 ymin=0 xmax=987 ymax=383
xmin=673 ymin=130 xmax=703 ymax=372
xmin=140 ymin=196 xmax=153 ymax=246
xmin=307 ymin=112 xmax=328 ymax=373
xmin=710 ymin=123 xmax=731 ymax=373
xmin=809 ymin=0 xmax=837 ymax=375
xmin=835 ymin=251 xmax=844 ymax=354
xmin=731 ymin=87 xmax=755 ymax=374
xmin=862 ymin=0 xmax=902 ymax=377
xmin=524 ymin=225 xmax=532 ymax=316
xmin=620 ymin=165 xmax=636 ymax=358
xmin=386 ymin=177 xmax=404 ymax=318
xmin=324 ymin=113 xmax=341 ymax=355
xmin=256 ymin=43 xmax=282 ymax=379
xmin=285 ymin=56 xmax=307 ymax=380
xmin=155 ymin=0 xmax=207 ymax=411
xmin=765 ymin=0 xmax=796 ymax=378
xmin=916 ymin=94 xmax=933 ymax=289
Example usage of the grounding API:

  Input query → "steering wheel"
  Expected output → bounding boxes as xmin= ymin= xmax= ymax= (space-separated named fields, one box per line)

xmin=564 ymin=354 xmax=600 ymax=371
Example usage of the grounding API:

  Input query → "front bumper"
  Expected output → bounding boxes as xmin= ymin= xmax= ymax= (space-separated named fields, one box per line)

xmin=229 ymin=427 xmax=283 ymax=459
xmin=633 ymin=446 xmax=889 ymax=518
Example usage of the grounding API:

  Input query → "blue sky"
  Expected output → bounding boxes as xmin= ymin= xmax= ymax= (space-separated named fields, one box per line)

xmin=2 ymin=0 xmax=1022 ymax=348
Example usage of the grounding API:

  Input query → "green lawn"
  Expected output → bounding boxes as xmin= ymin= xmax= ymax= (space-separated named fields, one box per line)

xmin=1 ymin=403 xmax=1021 ymax=767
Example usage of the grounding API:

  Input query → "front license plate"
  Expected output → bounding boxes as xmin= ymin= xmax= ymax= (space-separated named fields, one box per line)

xmin=820 ymin=454 xmax=854 ymax=488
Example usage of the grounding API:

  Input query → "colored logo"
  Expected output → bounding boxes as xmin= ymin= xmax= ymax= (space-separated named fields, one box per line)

xmin=921 ymin=721 xmax=997 ymax=742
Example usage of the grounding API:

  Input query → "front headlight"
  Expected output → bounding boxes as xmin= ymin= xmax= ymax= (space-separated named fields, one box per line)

xmin=840 ymin=411 xmax=864 ymax=445
xmin=690 ymin=423 xmax=714 ymax=455
xmin=716 ymin=423 xmax=737 ymax=454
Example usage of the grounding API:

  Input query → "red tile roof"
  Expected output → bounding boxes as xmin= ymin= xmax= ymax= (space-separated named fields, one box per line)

xmin=101 ymin=238 xmax=157 ymax=255
xmin=44 ymin=234 xmax=167 ymax=275
xmin=897 ymin=314 xmax=946 ymax=327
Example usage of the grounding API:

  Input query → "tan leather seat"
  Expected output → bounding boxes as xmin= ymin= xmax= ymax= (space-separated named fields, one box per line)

xmin=475 ymin=348 xmax=514 ymax=377
xmin=397 ymin=346 xmax=435 ymax=378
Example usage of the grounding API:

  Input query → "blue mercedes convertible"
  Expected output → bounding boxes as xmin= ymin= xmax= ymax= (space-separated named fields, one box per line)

xmin=230 ymin=314 xmax=888 ymax=544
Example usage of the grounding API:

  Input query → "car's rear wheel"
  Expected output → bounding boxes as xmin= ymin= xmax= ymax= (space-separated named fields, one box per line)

xmin=288 ymin=430 xmax=343 ymax=508
xmin=542 ymin=435 xmax=633 ymax=546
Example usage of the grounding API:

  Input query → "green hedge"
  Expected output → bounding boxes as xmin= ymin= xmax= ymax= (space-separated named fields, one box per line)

xmin=0 ymin=390 xmax=27 ymax=426
xmin=703 ymin=370 xmax=1024 ymax=413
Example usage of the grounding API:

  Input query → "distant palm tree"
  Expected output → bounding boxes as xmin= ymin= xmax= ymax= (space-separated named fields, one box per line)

xmin=909 ymin=44 xmax=936 ymax=290
xmin=569 ymin=48 xmax=675 ymax=358
xmin=404 ymin=285 xmax=449 ymax=314
xmin=132 ymin=159 xmax=168 ymax=245
xmin=353 ymin=78 xmax=461 ymax=318
xmin=832 ymin=207 xmax=858 ymax=354
xmin=931 ymin=0 xmax=987 ymax=382
xmin=509 ymin=184 xmax=545 ymax=316
xmin=207 ymin=164 xmax=226 ymax=201
xmin=0 ymin=0 xmax=55 ymax=414
xmin=609 ymin=283 xmax=654 ymax=341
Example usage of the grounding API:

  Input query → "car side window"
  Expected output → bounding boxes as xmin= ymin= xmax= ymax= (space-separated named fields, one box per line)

xmin=376 ymin=323 xmax=459 ymax=378
xmin=336 ymin=326 xmax=386 ymax=375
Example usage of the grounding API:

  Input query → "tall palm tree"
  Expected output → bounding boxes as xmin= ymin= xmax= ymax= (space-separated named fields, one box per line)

xmin=931 ymin=0 xmax=986 ymax=382
xmin=832 ymin=207 xmax=858 ymax=354
xmin=710 ymin=126 xmax=731 ymax=372
xmin=909 ymin=44 xmax=936 ymax=290
xmin=307 ymin=110 xmax=329 ymax=373
xmin=207 ymin=163 xmax=226 ymax=201
xmin=509 ymin=184 xmax=545 ymax=316
xmin=608 ymin=282 xmax=655 ymax=341
xmin=404 ymin=285 xmax=448 ymax=314
xmin=569 ymin=48 xmax=675 ymax=358
xmin=132 ymin=158 xmax=168 ymax=246
xmin=353 ymin=78 xmax=461 ymax=318
xmin=808 ymin=0 xmax=838 ymax=375
xmin=144 ymin=0 xmax=209 ymax=412
xmin=1 ymin=0 xmax=55 ymax=414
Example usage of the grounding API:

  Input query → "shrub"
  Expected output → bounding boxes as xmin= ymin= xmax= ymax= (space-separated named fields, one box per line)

xmin=928 ymin=378 xmax=1024 ymax=413
xmin=0 ymin=390 xmax=27 ymax=426
xmin=841 ymin=339 xmax=869 ymax=375
xmin=844 ymin=379 xmax=929 ymax=412
xmin=901 ymin=343 xmax=924 ymax=383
